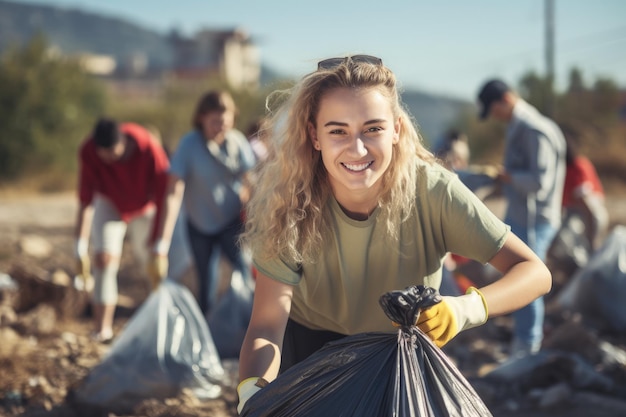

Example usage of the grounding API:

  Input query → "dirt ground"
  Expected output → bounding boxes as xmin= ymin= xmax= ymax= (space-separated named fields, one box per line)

xmin=0 ymin=192 xmax=239 ymax=417
xmin=1 ymin=189 xmax=626 ymax=417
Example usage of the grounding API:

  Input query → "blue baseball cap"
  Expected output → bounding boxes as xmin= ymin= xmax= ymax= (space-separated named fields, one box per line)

xmin=477 ymin=79 xmax=510 ymax=120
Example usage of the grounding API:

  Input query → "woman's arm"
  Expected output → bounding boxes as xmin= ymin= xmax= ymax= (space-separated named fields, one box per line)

xmin=155 ymin=173 xmax=185 ymax=248
xmin=482 ymin=232 xmax=552 ymax=316
xmin=239 ymin=271 xmax=293 ymax=383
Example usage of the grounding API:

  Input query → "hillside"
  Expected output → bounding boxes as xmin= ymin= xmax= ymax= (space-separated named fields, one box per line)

xmin=403 ymin=90 xmax=472 ymax=144
xmin=0 ymin=0 xmax=469 ymax=142
xmin=0 ymin=0 xmax=173 ymax=69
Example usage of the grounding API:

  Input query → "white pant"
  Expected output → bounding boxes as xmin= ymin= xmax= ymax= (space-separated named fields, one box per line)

xmin=90 ymin=196 xmax=153 ymax=304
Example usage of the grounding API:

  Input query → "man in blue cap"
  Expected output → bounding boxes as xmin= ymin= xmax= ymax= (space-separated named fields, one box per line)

xmin=477 ymin=79 xmax=566 ymax=357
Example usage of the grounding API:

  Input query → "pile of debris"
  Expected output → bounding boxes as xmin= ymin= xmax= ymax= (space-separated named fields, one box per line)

xmin=2 ymin=225 xmax=626 ymax=417
xmin=0 ymin=265 xmax=241 ymax=417
xmin=446 ymin=225 xmax=626 ymax=416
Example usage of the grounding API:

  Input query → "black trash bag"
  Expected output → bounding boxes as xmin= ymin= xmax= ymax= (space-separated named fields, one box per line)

xmin=241 ymin=285 xmax=492 ymax=417
xmin=547 ymin=212 xmax=591 ymax=274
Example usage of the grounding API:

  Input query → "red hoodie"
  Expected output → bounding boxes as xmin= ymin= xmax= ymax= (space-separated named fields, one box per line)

xmin=78 ymin=122 xmax=170 ymax=242
xmin=562 ymin=156 xmax=604 ymax=207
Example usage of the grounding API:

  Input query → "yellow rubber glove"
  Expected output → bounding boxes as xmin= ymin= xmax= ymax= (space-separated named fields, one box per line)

xmin=75 ymin=238 xmax=92 ymax=291
xmin=76 ymin=255 xmax=91 ymax=283
xmin=147 ymin=255 xmax=168 ymax=290
xmin=237 ymin=377 xmax=268 ymax=414
xmin=416 ymin=287 xmax=488 ymax=348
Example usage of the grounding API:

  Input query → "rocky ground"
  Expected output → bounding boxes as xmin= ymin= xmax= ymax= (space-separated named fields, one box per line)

xmin=1 ymin=190 xmax=626 ymax=417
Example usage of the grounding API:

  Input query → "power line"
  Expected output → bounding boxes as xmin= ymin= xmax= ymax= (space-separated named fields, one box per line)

xmin=465 ymin=24 xmax=626 ymax=77
xmin=558 ymin=25 xmax=626 ymax=49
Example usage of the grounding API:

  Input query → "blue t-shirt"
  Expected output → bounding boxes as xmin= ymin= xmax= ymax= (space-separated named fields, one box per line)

xmin=170 ymin=129 xmax=256 ymax=233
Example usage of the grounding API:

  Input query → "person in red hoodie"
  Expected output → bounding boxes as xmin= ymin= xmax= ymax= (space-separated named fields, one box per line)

xmin=561 ymin=137 xmax=609 ymax=250
xmin=74 ymin=118 xmax=169 ymax=342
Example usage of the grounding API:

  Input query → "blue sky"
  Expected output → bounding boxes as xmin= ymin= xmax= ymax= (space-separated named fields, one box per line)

xmin=16 ymin=0 xmax=626 ymax=100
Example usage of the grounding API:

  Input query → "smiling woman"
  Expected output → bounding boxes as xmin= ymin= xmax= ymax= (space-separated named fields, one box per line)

xmin=236 ymin=55 xmax=553 ymax=414
xmin=309 ymin=87 xmax=399 ymax=219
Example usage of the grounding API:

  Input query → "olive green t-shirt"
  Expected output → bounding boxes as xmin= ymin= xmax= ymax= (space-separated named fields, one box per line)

xmin=253 ymin=163 xmax=509 ymax=335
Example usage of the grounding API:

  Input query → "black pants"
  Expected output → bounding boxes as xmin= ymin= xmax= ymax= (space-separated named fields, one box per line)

xmin=280 ymin=319 xmax=346 ymax=374
xmin=186 ymin=217 xmax=247 ymax=316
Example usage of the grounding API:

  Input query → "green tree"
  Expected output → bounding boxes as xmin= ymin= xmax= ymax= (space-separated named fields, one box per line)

xmin=106 ymin=75 xmax=272 ymax=155
xmin=567 ymin=67 xmax=586 ymax=93
xmin=591 ymin=78 xmax=620 ymax=124
xmin=0 ymin=35 xmax=105 ymax=185
xmin=518 ymin=71 xmax=554 ymax=116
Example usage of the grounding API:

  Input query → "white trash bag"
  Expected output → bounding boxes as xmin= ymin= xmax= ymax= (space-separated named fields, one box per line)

xmin=208 ymin=269 xmax=254 ymax=359
xmin=556 ymin=225 xmax=626 ymax=332
xmin=72 ymin=279 xmax=224 ymax=413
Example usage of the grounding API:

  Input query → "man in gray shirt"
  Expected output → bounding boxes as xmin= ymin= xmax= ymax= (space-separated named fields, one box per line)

xmin=477 ymin=79 xmax=566 ymax=357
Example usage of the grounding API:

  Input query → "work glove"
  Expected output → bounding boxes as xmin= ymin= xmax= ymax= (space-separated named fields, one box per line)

xmin=416 ymin=287 xmax=488 ymax=348
xmin=147 ymin=254 xmax=168 ymax=290
xmin=75 ymin=238 xmax=91 ymax=288
xmin=76 ymin=255 xmax=91 ymax=282
xmin=237 ymin=377 xmax=268 ymax=414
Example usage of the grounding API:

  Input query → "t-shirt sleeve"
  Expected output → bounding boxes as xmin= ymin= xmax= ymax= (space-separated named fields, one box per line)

xmin=252 ymin=254 xmax=302 ymax=285
xmin=227 ymin=129 xmax=256 ymax=173
xmin=238 ymin=134 xmax=257 ymax=172
xmin=439 ymin=175 xmax=510 ymax=264
xmin=169 ymin=133 xmax=192 ymax=179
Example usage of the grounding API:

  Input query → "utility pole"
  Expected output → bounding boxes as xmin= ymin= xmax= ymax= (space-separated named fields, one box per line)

xmin=545 ymin=0 xmax=555 ymax=116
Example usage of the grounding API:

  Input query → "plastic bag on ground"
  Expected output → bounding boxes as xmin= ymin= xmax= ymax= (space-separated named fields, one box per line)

xmin=241 ymin=285 xmax=492 ymax=417
xmin=167 ymin=210 xmax=194 ymax=281
xmin=556 ymin=225 xmax=626 ymax=331
xmin=208 ymin=269 xmax=254 ymax=358
xmin=547 ymin=212 xmax=591 ymax=272
xmin=72 ymin=279 xmax=224 ymax=413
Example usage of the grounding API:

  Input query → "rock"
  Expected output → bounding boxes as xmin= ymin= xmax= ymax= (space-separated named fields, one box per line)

xmin=9 ymin=262 xmax=90 ymax=318
xmin=484 ymin=350 xmax=615 ymax=396
xmin=60 ymin=331 xmax=78 ymax=345
xmin=17 ymin=304 xmax=57 ymax=335
xmin=571 ymin=391 xmax=626 ymax=415
xmin=50 ymin=269 xmax=71 ymax=286
xmin=25 ymin=375 xmax=56 ymax=410
xmin=0 ymin=304 xmax=17 ymax=326
xmin=0 ymin=327 xmax=22 ymax=357
xmin=543 ymin=320 xmax=602 ymax=363
xmin=18 ymin=235 xmax=52 ymax=258
xmin=538 ymin=382 xmax=572 ymax=409
xmin=0 ymin=272 xmax=18 ymax=308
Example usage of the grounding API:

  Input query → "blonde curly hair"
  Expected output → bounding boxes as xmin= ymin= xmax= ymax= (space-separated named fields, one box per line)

xmin=242 ymin=57 xmax=434 ymax=265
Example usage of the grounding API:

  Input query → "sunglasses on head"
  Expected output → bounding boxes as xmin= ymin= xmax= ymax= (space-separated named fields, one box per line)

xmin=317 ymin=54 xmax=383 ymax=70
